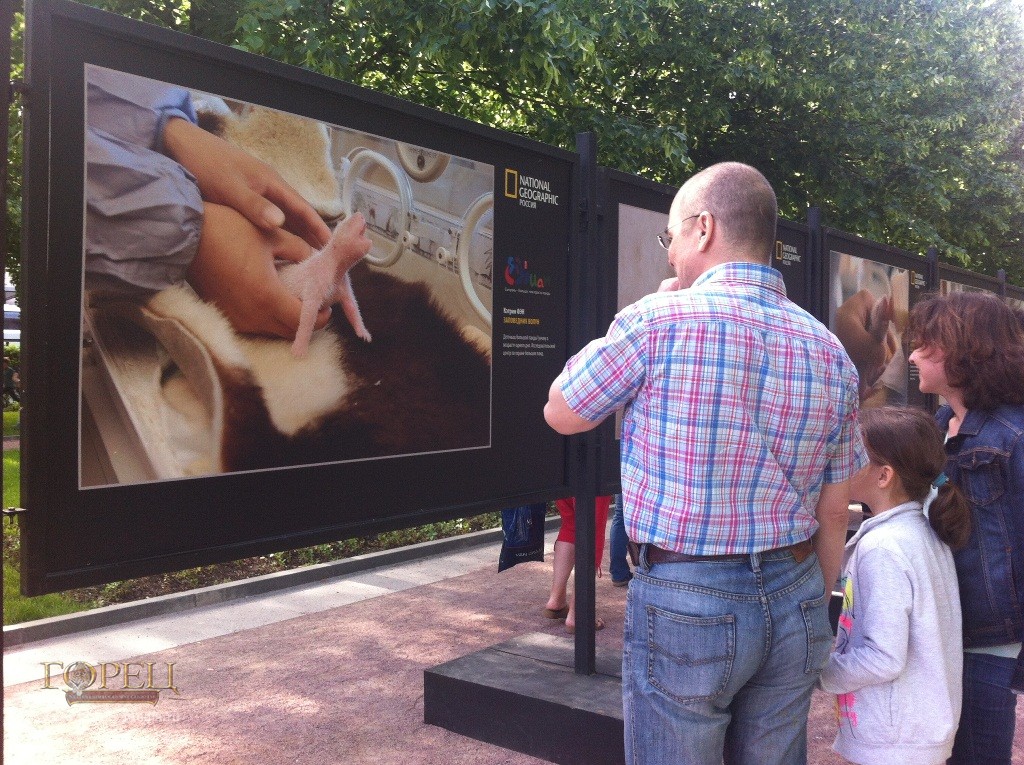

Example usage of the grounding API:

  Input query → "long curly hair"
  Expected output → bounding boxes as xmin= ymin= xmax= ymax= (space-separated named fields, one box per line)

xmin=908 ymin=291 xmax=1024 ymax=411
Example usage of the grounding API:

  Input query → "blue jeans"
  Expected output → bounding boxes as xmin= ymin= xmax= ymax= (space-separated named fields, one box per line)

xmin=610 ymin=496 xmax=631 ymax=583
xmin=622 ymin=546 xmax=831 ymax=765
xmin=949 ymin=652 xmax=1018 ymax=764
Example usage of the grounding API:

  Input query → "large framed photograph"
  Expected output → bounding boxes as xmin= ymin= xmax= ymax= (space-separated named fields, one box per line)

xmin=824 ymin=228 xmax=930 ymax=410
xmin=21 ymin=0 xmax=575 ymax=593
xmin=80 ymin=65 xmax=501 ymax=485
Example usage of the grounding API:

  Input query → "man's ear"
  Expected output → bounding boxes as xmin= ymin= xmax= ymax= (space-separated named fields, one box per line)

xmin=696 ymin=211 xmax=714 ymax=252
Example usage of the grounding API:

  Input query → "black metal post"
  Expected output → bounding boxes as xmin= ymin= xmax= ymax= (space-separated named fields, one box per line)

xmin=926 ymin=246 xmax=939 ymax=292
xmin=806 ymin=206 xmax=822 ymax=319
xmin=571 ymin=131 xmax=599 ymax=675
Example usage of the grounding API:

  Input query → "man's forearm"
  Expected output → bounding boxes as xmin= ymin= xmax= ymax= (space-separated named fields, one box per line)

xmin=813 ymin=481 xmax=851 ymax=595
xmin=813 ymin=519 xmax=846 ymax=597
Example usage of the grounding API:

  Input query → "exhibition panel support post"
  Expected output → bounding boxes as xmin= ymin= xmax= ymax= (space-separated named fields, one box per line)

xmin=2 ymin=2 xmax=14 ymax=758
xmin=571 ymin=132 xmax=601 ymax=675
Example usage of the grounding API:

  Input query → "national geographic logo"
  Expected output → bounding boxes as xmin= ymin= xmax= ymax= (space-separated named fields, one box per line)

xmin=504 ymin=169 xmax=560 ymax=209
xmin=41 ymin=661 xmax=180 ymax=705
xmin=775 ymin=240 xmax=801 ymax=265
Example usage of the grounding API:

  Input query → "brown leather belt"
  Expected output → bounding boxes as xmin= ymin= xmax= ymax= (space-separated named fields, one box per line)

xmin=640 ymin=538 xmax=813 ymax=566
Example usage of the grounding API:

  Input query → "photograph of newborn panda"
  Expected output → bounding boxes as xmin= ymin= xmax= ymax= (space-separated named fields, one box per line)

xmin=80 ymin=66 xmax=494 ymax=486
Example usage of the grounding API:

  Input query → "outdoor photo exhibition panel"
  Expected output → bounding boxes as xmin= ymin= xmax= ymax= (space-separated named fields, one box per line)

xmin=21 ymin=0 xmax=575 ymax=594
xmin=824 ymin=227 xmax=930 ymax=411
xmin=937 ymin=262 xmax=1002 ymax=297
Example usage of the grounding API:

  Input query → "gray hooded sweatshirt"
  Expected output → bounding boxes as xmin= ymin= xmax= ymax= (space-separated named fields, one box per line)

xmin=819 ymin=501 xmax=962 ymax=765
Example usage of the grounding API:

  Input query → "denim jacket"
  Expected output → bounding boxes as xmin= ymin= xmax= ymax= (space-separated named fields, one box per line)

xmin=937 ymin=404 xmax=1024 ymax=688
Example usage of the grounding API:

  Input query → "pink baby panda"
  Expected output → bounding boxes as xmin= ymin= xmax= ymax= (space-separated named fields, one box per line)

xmin=278 ymin=212 xmax=373 ymax=357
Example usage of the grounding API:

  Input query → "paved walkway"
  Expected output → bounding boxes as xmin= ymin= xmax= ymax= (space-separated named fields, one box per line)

xmin=4 ymin=530 xmax=1024 ymax=764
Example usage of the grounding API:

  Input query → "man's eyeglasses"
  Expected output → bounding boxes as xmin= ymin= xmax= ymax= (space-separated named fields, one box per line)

xmin=657 ymin=214 xmax=700 ymax=249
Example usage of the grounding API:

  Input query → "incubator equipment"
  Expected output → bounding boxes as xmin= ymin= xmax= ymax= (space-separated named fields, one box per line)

xmin=333 ymin=127 xmax=494 ymax=335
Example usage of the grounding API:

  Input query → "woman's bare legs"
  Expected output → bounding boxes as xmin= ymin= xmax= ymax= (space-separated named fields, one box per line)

xmin=544 ymin=540 xmax=575 ymax=615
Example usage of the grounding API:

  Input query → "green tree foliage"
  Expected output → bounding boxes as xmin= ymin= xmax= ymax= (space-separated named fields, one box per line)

xmin=673 ymin=0 xmax=1024 ymax=272
xmin=9 ymin=0 xmax=1024 ymax=281
xmin=219 ymin=0 xmax=1024 ymax=277
xmin=229 ymin=0 xmax=689 ymax=177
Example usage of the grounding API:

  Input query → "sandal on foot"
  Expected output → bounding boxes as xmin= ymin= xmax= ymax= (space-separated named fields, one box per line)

xmin=565 ymin=617 xmax=605 ymax=634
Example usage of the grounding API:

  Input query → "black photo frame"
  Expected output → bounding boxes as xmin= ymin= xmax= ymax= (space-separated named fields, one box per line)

xmin=21 ymin=0 xmax=577 ymax=594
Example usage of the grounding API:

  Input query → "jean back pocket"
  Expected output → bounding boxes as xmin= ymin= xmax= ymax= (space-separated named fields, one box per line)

xmin=646 ymin=606 xmax=736 ymax=705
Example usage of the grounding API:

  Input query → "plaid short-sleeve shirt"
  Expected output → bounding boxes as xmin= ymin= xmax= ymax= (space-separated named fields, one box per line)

xmin=560 ymin=262 xmax=866 ymax=555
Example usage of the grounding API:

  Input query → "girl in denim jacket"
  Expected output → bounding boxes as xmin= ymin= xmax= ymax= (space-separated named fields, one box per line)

xmin=909 ymin=291 xmax=1024 ymax=765
xmin=820 ymin=406 xmax=970 ymax=765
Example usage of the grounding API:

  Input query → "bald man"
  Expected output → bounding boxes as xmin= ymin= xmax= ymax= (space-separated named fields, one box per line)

xmin=544 ymin=162 xmax=866 ymax=764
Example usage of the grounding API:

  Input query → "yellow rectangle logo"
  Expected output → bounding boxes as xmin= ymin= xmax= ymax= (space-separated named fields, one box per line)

xmin=504 ymin=169 xmax=518 ymax=199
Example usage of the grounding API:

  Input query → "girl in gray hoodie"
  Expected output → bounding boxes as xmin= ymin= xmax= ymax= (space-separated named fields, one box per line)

xmin=820 ymin=406 xmax=972 ymax=765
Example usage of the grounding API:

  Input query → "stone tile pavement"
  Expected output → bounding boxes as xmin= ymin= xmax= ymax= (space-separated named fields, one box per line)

xmin=4 ymin=530 xmax=1022 ymax=764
